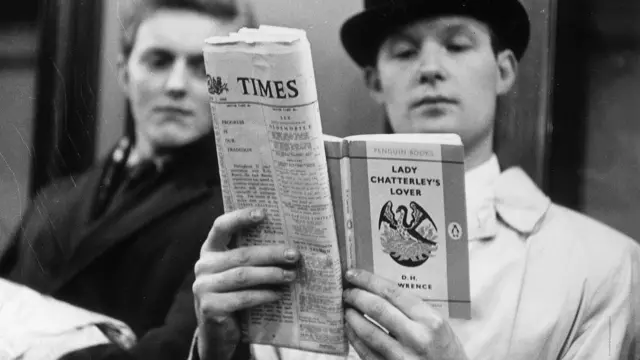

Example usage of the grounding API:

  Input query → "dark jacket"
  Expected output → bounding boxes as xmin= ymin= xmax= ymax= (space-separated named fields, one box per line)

xmin=0 ymin=134 xmax=224 ymax=360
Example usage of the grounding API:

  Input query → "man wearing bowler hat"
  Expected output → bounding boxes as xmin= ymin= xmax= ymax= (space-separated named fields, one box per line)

xmin=190 ymin=0 xmax=640 ymax=359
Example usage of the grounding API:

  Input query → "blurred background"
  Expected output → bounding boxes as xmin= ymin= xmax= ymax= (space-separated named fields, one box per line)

xmin=1 ymin=0 xmax=639 ymax=246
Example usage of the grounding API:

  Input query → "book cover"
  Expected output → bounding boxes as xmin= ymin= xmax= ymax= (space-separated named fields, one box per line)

xmin=326 ymin=134 xmax=471 ymax=319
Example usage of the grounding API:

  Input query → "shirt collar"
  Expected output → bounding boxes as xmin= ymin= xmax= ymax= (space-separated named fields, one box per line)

xmin=464 ymin=154 xmax=551 ymax=240
xmin=465 ymin=154 xmax=501 ymax=203
xmin=122 ymin=132 xmax=221 ymax=185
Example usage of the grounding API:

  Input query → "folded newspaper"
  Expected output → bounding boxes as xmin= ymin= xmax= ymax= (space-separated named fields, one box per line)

xmin=203 ymin=26 xmax=470 ymax=356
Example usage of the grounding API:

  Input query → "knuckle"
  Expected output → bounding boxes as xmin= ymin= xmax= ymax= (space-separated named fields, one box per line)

xmin=370 ymin=302 xmax=388 ymax=319
xmin=360 ymin=322 xmax=377 ymax=343
xmin=271 ymin=248 xmax=284 ymax=263
xmin=233 ymin=248 xmax=252 ymax=266
xmin=192 ymin=277 xmax=205 ymax=295
xmin=429 ymin=314 xmax=446 ymax=332
xmin=193 ymin=259 xmax=207 ymax=275
xmin=193 ymin=261 xmax=203 ymax=275
xmin=211 ymin=216 xmax=227 ymax=234
xmin=381 ymin=285 xmax=402 ymax=301
xmin=409 ymin=302 xmax=424 ymax=316
xmin=418 ymin=331 xmax=435 ymax=352
xmin=217 ymin=297 xmax=238 ymax=314
xmin=195 ymin=299 xmax=210 ymax=316
xmin=202 ymin=309 xmax=231 ymax=327
xmin=234 ymin=268 xmax=249 ymax=286
xmin=233 ymin=291 xmax=253 ymax=309
xmin=198 ymin=300 xmax=212 ymax=318
xmin=198 ymin=298 xmax=221 ymax=321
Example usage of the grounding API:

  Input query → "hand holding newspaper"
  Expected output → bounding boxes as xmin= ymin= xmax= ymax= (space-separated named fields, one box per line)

xmin=203 ymin=26 xmax=348 ymax=355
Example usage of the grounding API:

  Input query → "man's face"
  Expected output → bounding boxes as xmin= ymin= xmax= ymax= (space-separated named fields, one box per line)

xmin=366 ymin=16 xmax=516 ymax=152
xmin=120 ymin=9 xmax=239 ymax=153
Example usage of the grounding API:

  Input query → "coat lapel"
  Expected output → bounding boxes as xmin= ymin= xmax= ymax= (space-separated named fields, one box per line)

xmin=50 ymin=135 xmax=221 ymax=293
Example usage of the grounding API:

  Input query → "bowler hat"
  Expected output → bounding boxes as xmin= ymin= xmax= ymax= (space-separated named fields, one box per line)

xmin=340 ymin=0 xmax=531 ymax=67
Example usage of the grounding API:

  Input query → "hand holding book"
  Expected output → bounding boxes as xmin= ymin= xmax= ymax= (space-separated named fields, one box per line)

xmin=343 ymin=269 xmax=469 ymax=360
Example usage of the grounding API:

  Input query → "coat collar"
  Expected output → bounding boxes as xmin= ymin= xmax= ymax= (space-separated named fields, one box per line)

xmin=494 ymin=167 xmax=552 ymax=235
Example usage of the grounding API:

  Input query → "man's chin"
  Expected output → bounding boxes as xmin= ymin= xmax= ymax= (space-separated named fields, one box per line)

xmin=404 ymin=113 xmax=462 ymax=134
xmin=410 ymin=124 xmax=460 ymax=135
xmin=150 ymin=133 xmax=202 ymax=152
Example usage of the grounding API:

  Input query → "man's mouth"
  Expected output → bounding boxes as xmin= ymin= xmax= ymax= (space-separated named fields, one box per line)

xmin=155 ymin=106 xmax=194 ymax=116
xmin=411 ymin=96 xmax=458 ymax=108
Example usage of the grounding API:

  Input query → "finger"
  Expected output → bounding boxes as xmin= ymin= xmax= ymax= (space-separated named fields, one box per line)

xmin=343 ymin=288 xmax=416 ymax=345
xmin=345 ymin=320 xmax=385 ymax=360
xmin=203 ymin=208 xmax=266 ymax=253
xmin=195 ymin=245 xmax=300 ymax=274
xmin=199 ymin=289 xmax=282 ymax=318
xmin=345 ymin=308 xmax=405 ymax=360
xmin=345 ymin=269 xmax=427 ymax=321
xmin=193 ymin=266 xmax=297 ymax=293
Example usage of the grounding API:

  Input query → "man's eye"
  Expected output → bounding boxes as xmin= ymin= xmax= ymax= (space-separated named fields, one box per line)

xmin=446 ymin=38 xmax=473 ymax=52
xmin=147 ymin=54 xmax=172 ymax=69
xmin=392 ymin=45 xmax=417 ymax=59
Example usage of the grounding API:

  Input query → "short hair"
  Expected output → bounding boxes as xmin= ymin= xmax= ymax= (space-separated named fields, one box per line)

xmin=117 ymin=0 xmax=258 ymax=58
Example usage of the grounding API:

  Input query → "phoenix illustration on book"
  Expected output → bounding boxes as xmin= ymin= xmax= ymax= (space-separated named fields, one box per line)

xmin=378 ymin=200 xmax=439 ymax=267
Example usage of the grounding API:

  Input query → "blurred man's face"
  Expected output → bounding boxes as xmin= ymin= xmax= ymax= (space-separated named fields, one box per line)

xmin=366 ymin=16 xmax=516 ymax=159
xmin=119 ymin=9 xmax=239 ymax=155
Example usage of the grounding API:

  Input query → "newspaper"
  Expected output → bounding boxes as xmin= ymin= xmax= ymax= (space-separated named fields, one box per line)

xmin=203 ymin=26 xmax=347 ymax=355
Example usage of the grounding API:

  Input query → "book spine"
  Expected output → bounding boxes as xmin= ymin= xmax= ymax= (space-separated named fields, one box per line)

xmin=340 ymin=139 xmax=356 ymax=270
xmin=348 ymin=145 xmax=374 ymax=273
xmin=441 ymin=144 xmax=471 ymax=319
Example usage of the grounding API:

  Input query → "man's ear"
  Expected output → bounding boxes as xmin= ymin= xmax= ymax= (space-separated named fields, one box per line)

xmin=117 ymin=54 xmax=131 ymax=96
xmin=495 ymin=49 xmax=518 ymax=95
xmin=364 ymin=66 xmax=386 ymax=104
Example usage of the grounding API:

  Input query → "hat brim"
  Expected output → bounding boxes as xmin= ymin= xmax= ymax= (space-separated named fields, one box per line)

xmin=340 ymin=0 xmax=530 ymax=67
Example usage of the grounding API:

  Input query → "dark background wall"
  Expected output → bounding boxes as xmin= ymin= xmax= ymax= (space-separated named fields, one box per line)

xmin=550 ymin=0 xmax=640 ymax=241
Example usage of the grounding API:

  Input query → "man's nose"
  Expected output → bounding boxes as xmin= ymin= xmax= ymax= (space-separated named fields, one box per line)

xmin=165 ymin=60 xmax=188 ymax=97
xmin=417 ymin=46 xmax=446 ymax=85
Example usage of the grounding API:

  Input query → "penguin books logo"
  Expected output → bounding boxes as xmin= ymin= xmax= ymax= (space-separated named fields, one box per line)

xmin=378 ymin=200 xmax=438 ymax=267
xmin=207 ymin=75 xmax=229 ymax=95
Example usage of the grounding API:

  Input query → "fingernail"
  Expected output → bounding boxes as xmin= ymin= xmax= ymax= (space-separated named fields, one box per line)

xmin=343 ymin=289 xmax=350 ymax=300
xmin=284 ymin=249 xmax=298 ymax=261
xmin=250 ymin=209 xmax=264 ymax=221
xmin=345 ymin=269 xmax=357 ymax=280
xmin=284 ymin=270 xmax=297 ymax=281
